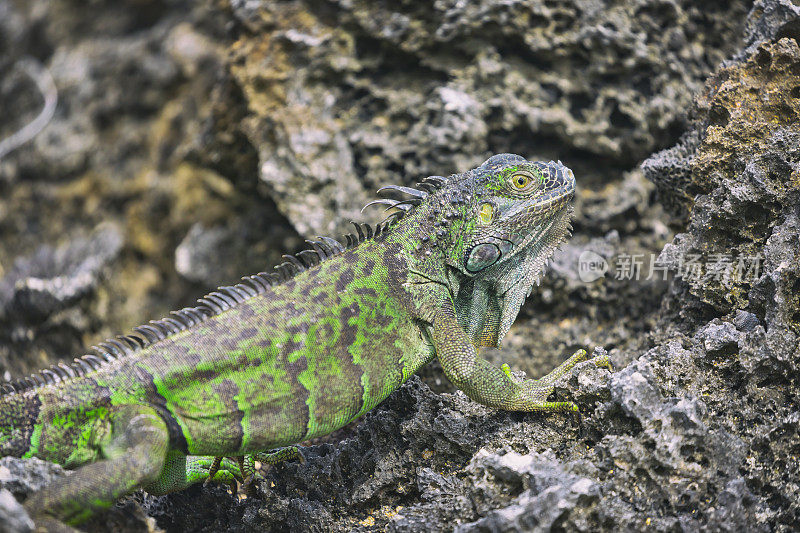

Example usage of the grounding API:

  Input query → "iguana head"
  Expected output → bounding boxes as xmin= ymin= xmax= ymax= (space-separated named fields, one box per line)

xmin=452 ymin=153 xmax=575 ymax=278
xmin=443 ymin=153 xmax=576 ymax=346
xmin=374 ymin=153 xmax=575 ymax=345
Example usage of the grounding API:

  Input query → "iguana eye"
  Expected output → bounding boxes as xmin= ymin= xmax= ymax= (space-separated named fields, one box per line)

xmin=479 ymin=203 xmax=494 ymax=224
xmin=510 ymin=171 xmax=535 ymax=191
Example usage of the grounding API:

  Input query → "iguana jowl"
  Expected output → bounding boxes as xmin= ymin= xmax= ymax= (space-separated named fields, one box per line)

xmin=0 ymin=153 xmax=609 ymax=527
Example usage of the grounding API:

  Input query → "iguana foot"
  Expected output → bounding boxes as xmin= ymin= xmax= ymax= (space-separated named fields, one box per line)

xmin=199 ymin=456 xmax=242 ymax=492
xmin=204 ymin=456 xmax=223 ymax=484
xmin=537 ymin=349 xmax=589 ymax=385
xmin=204 ymin=447 xmax=305 ymax=494
xmin=240 ymin=447 xmax=305 ymax=494
xmin=498 ymin=348 xmax=613 ymax=412
xmin=588 ymin=351 xmax=613 ymax=372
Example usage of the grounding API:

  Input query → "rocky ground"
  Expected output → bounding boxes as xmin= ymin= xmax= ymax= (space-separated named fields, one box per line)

xmin=1 ymin=0 xmax=798 ymax=531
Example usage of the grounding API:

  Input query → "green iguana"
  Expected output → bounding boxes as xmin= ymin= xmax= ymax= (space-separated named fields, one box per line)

xmin=0 ymin=153 xmax=609 ymax=529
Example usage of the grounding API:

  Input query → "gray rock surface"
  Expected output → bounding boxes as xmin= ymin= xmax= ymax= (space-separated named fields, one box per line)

xmin=0 ymin=224 xmax=123 ymax=377
xmin=0 ymin=224 xmax=122 ymax=321
xmin=0 ymin=456 xmax=67 ymax=498
xmin=1 ymin=0 xmax=799 ymax=531
xmin=0 ymin=489 xmax=33 ymax=533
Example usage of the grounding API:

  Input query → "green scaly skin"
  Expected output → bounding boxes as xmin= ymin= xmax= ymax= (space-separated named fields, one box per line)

xmin=0 ymin=154 xmax=610 ymax=528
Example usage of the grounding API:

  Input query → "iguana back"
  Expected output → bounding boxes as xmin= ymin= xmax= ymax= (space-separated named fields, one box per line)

xmin=1 ymin=239 xmax=433 ymax=463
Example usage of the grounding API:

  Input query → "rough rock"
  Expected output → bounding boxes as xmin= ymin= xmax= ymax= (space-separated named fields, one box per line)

xmin=0 ymin=224 xmax=123 ymax=377
xmin=0 ymin=456 xmax=67 ymax=500
xmin=0 ymin=489 xmax=33 ymax=533
xmin=455 ymin=450 xmax=601 ymax=533
xmin=647 ymin=35 xmax=800 ymax=317
xmin=0 ymin=224 xmax=123 ymax=322
xmin=229 ymin=0 xmax=750 ymax=234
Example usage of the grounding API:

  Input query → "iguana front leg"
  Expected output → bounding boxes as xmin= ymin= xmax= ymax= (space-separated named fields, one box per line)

xmin=433 ymin=298 xmax=607 ymax=412
xmin=24 ymin=404 xmax=170 ymax=527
